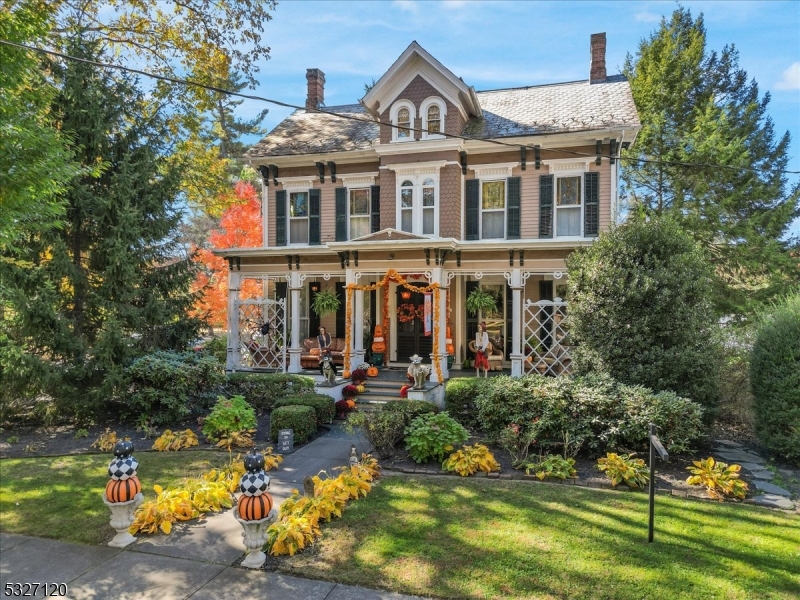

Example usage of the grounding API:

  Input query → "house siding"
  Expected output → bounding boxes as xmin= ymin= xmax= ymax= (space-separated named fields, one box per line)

xmin=379 ymin=169 xmax=396 ymax=230
xmin=439 ymin=164 xmax=462 ymax=238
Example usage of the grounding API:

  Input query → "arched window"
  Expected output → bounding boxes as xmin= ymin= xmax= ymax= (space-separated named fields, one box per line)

xmin=391 ymin=100 xmax=415 ymax=142
xmin=426 ymin=105 xmax=440 ymax=134
xmin=397 ymin=108 xmax=411 ymax=139
xmin=422 ymin=178 xmax=435 ymax=235
xmin=400 ymin=179 xmax=414 ymax=232
xmin=420 ymin=97 xmax=446 ymax=140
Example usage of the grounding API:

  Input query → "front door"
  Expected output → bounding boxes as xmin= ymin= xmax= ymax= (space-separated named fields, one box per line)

xmin=396 ymin=287 xmax=433 ymax=361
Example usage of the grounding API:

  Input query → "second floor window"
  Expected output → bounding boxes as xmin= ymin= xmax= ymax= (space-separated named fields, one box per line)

xmin=426 ymin=105 xmax=440 ymax=134
xmin=556 ymin=176 xmax=581 ymax=237
xmin=398 ymin=176 xmax=438 ymax=236
xmin=289 ymin=191 xmax=308 ymax=243
xmin=397 ymin=107 xmax=411 ymax=139
xmin=349 ymin=188 xmax=371 ymax=239
xmin=481 ymin=180 xmax=505 ymax=239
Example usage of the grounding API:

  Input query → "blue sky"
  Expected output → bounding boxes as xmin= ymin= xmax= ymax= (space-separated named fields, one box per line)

xmin=239 ymin=0 xmax=800 ymax=235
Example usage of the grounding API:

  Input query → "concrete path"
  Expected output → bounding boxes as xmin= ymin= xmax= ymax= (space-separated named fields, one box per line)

xmin=713 ymin=440 xmax=797 ymax=510
xmin=0 ymin=425 xmax=426 ymax=600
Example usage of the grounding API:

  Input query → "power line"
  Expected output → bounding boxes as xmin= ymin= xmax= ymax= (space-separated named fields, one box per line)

xmin=2 ymin=38 xmax=798 ymax=176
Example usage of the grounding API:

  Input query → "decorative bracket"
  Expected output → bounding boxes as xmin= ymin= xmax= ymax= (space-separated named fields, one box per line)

xmin=519 ymin=249 xmax=524 ymax=266
xmin=424 ymin=248 xmax=431 ymax=265
xmin=534 ymin=146 xmax=541 ymax=170
xmin=337 ymin=250 xmax=350 ymax=269
xmin=285 ymin=255 xmax=293 ymax=270
xmin=227 ymin=256 xmax=241 ymax=271
xmin=327 ymin=161 xmax=337 ymax=183
xmin=595 ymin=140 xmax=602 ymax=166
xmin=268 ymin=164 xmax=279 ymax=186
xmin=315 ymin=161 xmax=325 ymax=183
xmin=459 ymin=151 xmax=468 ymax=175
xmin=353 ymin=250 xmax=359 ymax=267
xmin=610 ymin=139 xmax=617 ymax=165
xmin=295 ymin=255 xmax=300 ymax=270
xmin=257 ymin=165 xmax=270 ymax=187
xmin=509 ymin=249 xmax=514 ymax=266
xmin=520 ymin=147 xmax=527 ymax=170
xmin=456 ymin=250 xmax=461 ymax=267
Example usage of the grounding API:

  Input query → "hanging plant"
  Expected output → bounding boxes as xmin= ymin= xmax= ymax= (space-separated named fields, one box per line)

xmin=311 ymin=289 xmax=341 ymax=316
xmin=465 ymin=288 xmax=498 ymax=316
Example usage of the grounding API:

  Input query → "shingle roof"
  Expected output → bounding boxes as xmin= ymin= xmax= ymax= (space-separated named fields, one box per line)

xmin=245 ymin=77 xmax=639 ymax=158
xmin=245 ymin=104 xmax=378 ymax=158
xmin=466 ymin=75 xmax=639 ymax=138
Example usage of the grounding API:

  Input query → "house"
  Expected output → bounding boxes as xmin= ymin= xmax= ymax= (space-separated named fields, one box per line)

xmin=215 ymin=33 xmax=640 ymax=384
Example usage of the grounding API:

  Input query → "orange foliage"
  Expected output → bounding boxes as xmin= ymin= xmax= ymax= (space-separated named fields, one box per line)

xmin=192 ymin=182 xmax=263 ymax=328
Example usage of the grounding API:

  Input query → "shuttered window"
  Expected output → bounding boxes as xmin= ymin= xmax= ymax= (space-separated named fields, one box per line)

xmin=275 ymin=190 xmax=287 ymax=246
xmin=539 ymin=175 xmax=553 ymax=238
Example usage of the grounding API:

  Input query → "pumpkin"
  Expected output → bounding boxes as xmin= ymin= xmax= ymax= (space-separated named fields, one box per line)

xmin=239 ymin=471 xmax=270 ymax=496
xmin=345 ymin=399 xmax=356 ymax=409
xmin=243 ymin=449 xmax=265 ymax=472
xmin=113 ymin=439 xmax=135 ymax=458
xmin=399 ymin=385 xmax=410 ymax=398
xmin=108 ymin=456 xmax=139 ymax=481
xmin=371 ymin=325 xmax=386 ymax=353
xmin=105 ymin=475 xmax=141 ymax=503
xmin=238 ymin=492 xmax=273 ymax=521
xmin=356 ymin=384 xmax=366 ymax=393
xmin=342 ymin=370 xmax=350 ymax=379
xmin=367 ymin=366 xmax=379 ymax=377
xmin=445 ymin=325 xmax=455 ymax=355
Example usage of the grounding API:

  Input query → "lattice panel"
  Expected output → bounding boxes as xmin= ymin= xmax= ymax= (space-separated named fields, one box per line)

xmin=522 ymin=299 xmax=572 ymax=376
xmin=237 ymin=298 xmax=286 ymax=370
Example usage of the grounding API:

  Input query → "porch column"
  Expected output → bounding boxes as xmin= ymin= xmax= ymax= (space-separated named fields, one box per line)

xmin=430 ymin=267 xmax=449 ymax=383
xmin=226 ymin=272 xmax=241 ymax=372
xmin=353 ymin=286 xmax=365 ymax=369
xmin=509 ymin=269 xmax=525 ymax=376
xmin=287 ymin=271 xmax=304 ymax=373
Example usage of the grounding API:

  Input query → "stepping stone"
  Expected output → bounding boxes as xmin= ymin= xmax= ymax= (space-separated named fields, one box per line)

xmin=714 ymin=440 xmax=742 ymax=448
xmin=753 ymin=481 xmax=792 ymax=497
xmin=753 ymin=494 xmax=795 ymax=510
xmin=715 ymin=450 xmax=765 ymax=464
xmin=738 ymin=462 xmax=774 ymax=480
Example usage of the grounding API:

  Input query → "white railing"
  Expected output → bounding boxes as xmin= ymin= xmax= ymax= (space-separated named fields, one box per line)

xmin=522 ymin=299 xmax=572 ymax=376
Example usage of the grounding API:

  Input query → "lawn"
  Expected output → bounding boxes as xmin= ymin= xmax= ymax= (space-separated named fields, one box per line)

xmin=279 ymin=475 xmax=800 ymax=600
xmin=0 ymin=450 xmax=233 ymax=545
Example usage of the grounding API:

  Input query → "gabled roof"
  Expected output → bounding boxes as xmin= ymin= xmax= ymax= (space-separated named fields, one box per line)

xmin=361 ymin=41 xmax=481 ymax=121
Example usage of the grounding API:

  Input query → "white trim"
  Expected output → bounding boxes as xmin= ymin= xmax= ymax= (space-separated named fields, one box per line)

xmin=395 ymin=171 xmax=440 ymax=238
xmin=542 ymin=158 xmax=593 ymax=172
xmin=347 ymin=187 xmax=372 ymax=241
xmin=277 ymin=175 xmax=316 ymax=190
xmin=553 ymin=173 xmax=584 ymax=238
xmin=385 ymin=160 xmax=448 ymax=177
xmin=390 ymin=100 xmax=416 ymax=143
xmin=375 ymin=138 xmax=463 ymax=156
xmin=338 ymin=172 xmax=379 ymax=187
xmin=470 ymin=162 xmax=519 ymax=179
xmin=420 ymin=96 xmax=446 ymax=140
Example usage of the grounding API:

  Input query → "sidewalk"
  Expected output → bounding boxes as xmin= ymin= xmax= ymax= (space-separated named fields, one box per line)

xmin=0 ymin=424 xmax=426 ymax=600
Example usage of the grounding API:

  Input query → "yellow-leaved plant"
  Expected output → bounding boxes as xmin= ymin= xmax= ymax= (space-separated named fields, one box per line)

xmin=151 ymin=429 xmax=199 ymax=451
xmin=686 ymin=457 xmax=749 ymax=501
xmin=597 ymin=452 xmax=649 ymax=488
xmin=91 ymin=429 xmax=125 ymax=452
xmin=442 ymin=443 xmax=501 ymax=477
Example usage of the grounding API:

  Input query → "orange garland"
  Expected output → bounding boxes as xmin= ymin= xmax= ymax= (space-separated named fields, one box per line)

xmin=343 ymin=269 xmax=442 ymax=380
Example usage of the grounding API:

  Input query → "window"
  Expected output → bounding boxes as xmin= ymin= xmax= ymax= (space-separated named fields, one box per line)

xmin=556 ymin=176 xmax=582 ymax=237
xmin=421 ymin=97 xmax=446 ymax=139
xmin=349 ymin=188 xmax=371 ymax=239
xmin=400 ymin=179 xmax=413 ymax=232
xmin=289 ymin=191 xmax=308 ymax=243
xmin=394 ymin=173 xmax=439 ymax=236
xmin=481 ymin=180 xmax=505 ymax=239
xmin=390 ymin=100 xmax=415 ymax=142
xmin=422 ymin=178 xmax=435 ymax=235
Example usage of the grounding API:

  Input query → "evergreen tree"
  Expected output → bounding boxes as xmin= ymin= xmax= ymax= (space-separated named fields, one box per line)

xmin=0 ymin=38 xmax=204 ymax=420
xmin=622 ymin=7 xmax=800 ymax=315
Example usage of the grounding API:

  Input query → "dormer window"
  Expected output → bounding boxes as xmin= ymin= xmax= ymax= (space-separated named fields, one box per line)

xmin=391 ymin=100 xmax=416 ymax=142
xmin=421 ymin=97 xmax=446 ymax=140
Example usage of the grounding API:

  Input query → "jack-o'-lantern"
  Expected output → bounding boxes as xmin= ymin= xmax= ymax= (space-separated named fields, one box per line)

xmin=367 ymin=366 xmax=379 ymax=377
xmin=371 ymin=325 xmax=386 ymax=353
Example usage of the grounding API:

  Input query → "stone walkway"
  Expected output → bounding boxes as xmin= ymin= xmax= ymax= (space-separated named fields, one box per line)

xmin=713 ymin=440 xmax=797 ymax=510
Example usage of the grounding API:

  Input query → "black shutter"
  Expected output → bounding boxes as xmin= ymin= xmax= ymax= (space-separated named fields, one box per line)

xmin=335 ymin=187 xmax=347 ymax=241
xmin=584 ymin=172 xmax=599 ymax=237
xmin=309 ymin=188 xmax=321 ymax=245
xmin=465 ymin=179 xmax=479 ymax=240
xmin=506 ymin=176 xmax=521 ymax=239
xmin=335 ymin=281 xmax=346 ymax=338
xmin=275 ymin=190 xmax=287 ymax=246
xmin=371 ymin=185 xmax=381 ymax=233
xmin=539 ymin=175 xmax=553 ymax=238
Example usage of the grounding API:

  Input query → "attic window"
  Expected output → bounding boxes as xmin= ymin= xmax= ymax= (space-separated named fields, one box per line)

xmin=427 ymin=105 xmax=440 ymax=133
xmin=391 ymin=100 xmax=415 ymax=142
xmin=420 ymin=97 xmax=446 ymax=140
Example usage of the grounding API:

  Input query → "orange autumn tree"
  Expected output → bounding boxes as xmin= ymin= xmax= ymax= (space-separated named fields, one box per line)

xmin=192 ymin=181 xmax=263 ymax=328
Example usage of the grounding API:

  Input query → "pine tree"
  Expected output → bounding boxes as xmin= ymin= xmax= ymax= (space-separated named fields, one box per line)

xmin=622 ymin=7 xmax=800 ymax=315
xmin=0 ymin=38 xmax=204 ymax=419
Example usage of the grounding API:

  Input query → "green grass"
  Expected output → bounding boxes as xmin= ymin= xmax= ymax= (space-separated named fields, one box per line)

xmin=281 ymin=475 xmax=800 ymax=600
xmin=0 ymin=450 xmax=233 ymax=545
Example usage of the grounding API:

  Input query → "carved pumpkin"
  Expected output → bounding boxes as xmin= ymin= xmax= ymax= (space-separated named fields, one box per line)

xmin=243 ymin=448 xmax=265 ymax=472
xmin=367 ymin=366 xmax=379 ymax=377
xmin=238 ymin=493 xmax=273 ymax=521
xmin=105 ymin=475 xmax=141 ymax=503
xmin=356 ymin=384 xmax=366 ymax=393
xmin=371 ymin=324 xmax=386 ymax=353
xmin=342 ymin=370 xmax=350 ymax=379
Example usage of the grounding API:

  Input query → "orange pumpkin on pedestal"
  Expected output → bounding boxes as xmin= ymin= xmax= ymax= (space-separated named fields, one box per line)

xmin=105 ymin=476 xmax=142 ymax=503
xmin=238 ymin=492 xmax=274 ymax=521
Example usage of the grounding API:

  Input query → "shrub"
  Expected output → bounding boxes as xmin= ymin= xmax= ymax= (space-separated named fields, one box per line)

xmin=751 ymin=294 xmax=800 ymax=463
xmin=125 ymin=351 xmax=223 ymax=425
xmin=198 ymin=336 xmax=227 ymax=366
xmin=686 ymin=457 xmax=749 ymax=500
xmin=442 ymin=443 xmax=500 ymax=476
xmin=202 ymin=395 xmax=256 ymax=442
xmin=269 ymin=405 xmax=317 ymax=444
xmin=404 ymin=412 xmax=469 ymax=463
xmin=274 ymin=393 xmax=335 ymax=426
xmin=219 ymin=373 xmax=314 ymax=413
xmin=381 ymin=399 xmax=438 ymax=426
xmin=566 ymin=217 xmax=721 ymax=412
xmin=597 ymin=452 xmax=649 ymax=488
xmin=348 ymin=411 xmax=406 ymax=458
xmin=444 ymin=377 xmax=491 ymax=430
xmin=520 ymin=454 xmax=577 ymax=481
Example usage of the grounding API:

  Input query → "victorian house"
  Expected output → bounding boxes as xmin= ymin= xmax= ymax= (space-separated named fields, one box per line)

xmin=215 ymin=33 xmax=640 ymax=385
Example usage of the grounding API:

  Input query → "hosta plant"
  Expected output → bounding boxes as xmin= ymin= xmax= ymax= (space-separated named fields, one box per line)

xmin=202 ymin=395 xmax=257 ymax=443
xmin=91 ymin=429 xmax=124 ymax=452
xmin=202 ymin=454 xmax=247 ymax=494
xmin=442 ymin=443 xmax=501 ymax=476
xmin=405 ymin=411 xmax=469 ymax=463
xmin=597 ymin=452 xmax=649 ymax=488
xmin=522 ymin=454 xmax=578 ymax=481
xmin=214 ymin=429 xmax=255 ymax=450
xmin=151 ymin=429 xmax=199 ymax=451
xmin=129 ymin=479 xmax=233 ymax=535
xmin=686 ymin=457 xmax=749 ymax=501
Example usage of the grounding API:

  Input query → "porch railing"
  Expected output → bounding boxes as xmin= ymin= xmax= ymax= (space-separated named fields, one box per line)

xmin=522 ymin=299 xmax=572 ymax=376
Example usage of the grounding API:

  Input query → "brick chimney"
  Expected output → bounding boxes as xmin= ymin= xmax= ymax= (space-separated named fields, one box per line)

xmin=305 ymin=68 xmax=325 ymax=110
xmin=590 ymin=33 xmax=607 ymax=83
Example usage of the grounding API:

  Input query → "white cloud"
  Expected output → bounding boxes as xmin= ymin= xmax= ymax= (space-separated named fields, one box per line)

xmin=394 ymin=0 xmax=418 ymax=12
xmin=775 ymin=62 xmax=800 ymax=90
xmin=634 ymin=10 xmax=661 ymax=23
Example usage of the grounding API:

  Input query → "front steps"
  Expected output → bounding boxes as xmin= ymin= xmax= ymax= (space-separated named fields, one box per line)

xmin=355 ymin=379 xmax=405 ymax=411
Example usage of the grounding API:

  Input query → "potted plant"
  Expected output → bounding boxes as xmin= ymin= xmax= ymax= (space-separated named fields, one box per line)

xmin=311 ymin=289 xmax=340 ymax=316
xmin=465 ymin=288 xmax=498 ymax=316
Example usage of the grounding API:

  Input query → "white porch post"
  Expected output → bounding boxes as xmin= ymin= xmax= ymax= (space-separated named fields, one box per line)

xmin=353 ymin=286 xmax=365 ymax=368
xmin=226 ymin=271 xmax=241 ymax=372
xmin=430 ymin=268 xmax=449 ymax=383
xmin=509 ymin=268 xmax=525 ymax=376
xmin=287 ymin=271 xmax=304 ymax=373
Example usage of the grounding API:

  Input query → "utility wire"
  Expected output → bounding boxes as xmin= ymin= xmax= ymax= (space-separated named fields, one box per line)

xmin=3 ymin=38 xmax=798 ymax=176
